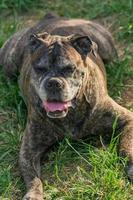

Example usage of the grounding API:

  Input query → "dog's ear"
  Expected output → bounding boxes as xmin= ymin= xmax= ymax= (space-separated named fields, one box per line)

xmin=70 ymin=34 xmax=97 ymax=57
xmin=29 ymin=32 xmax=49 ymax=53
xmin=29 ymin=34 xmax=42 ymax=53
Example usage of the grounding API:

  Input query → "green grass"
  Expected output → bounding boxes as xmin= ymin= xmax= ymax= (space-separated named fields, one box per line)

xmin=42 ymin=138 xmax=132 ymax=200
xmin=0 ymin=0 xmax=43 ymax=12
xmin=0 ymin=0 xmax=133 ymax=199
xmin=107 ymin=57 xmax=133 ymax=99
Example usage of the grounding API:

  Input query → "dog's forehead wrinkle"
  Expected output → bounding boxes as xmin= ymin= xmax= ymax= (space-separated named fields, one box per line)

xmin=46 ymin=35 xmax=64 ymax=44
xmin=52 ymin=42 xmax=64 ymax=56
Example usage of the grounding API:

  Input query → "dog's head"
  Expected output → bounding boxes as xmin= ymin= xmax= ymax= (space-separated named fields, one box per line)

xmin=29 ymin=32 xmax=97 ymax=118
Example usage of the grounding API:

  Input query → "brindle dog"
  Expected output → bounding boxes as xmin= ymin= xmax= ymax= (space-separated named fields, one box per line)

xmin=0 ymin=13 xmax=133 ymax=200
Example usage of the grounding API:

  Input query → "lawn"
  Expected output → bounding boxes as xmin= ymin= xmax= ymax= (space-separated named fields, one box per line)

xmin=0 ymin=0 xmax=133 ymax=199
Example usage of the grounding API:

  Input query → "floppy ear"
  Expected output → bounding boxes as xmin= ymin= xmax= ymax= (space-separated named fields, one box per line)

xmin=29 ymin=32 xmax=49 ymax=53
xmin=70 ymin=34 xmax=95 ymax=57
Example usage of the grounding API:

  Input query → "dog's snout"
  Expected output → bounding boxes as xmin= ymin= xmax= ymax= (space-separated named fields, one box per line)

xmin=45 ymin=78 xmax=64 ymax=90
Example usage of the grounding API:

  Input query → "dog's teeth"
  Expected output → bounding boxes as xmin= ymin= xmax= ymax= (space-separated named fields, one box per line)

xmin=47 ymin=109 xmax=68 ymax=118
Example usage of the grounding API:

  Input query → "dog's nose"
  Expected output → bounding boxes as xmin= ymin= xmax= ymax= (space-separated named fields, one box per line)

xmin=45 ymin=78 xmax=63 ymax=90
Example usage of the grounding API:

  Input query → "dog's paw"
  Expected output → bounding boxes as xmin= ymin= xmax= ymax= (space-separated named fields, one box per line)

xmin=22 ymin=192 xmax=43 ymax=200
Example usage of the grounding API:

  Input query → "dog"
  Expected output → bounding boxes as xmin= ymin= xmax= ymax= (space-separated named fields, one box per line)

xmin=0 ymin=13 xmax=133 ymax=200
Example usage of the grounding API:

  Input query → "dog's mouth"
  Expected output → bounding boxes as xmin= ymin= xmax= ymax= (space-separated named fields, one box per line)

xmin=43 ymin=101 xmax=73 ymax=118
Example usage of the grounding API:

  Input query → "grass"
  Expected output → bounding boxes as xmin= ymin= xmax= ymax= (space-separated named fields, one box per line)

xmin=0 ymin=0 xmax=43 ymax=12
xmin=42 ymin=139 xmax=131 ymax=200
xmin=0 ymin=0 xmax=133 ymax=199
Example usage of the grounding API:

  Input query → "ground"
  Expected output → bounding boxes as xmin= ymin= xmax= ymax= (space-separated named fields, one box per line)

xmin=0 ymin=0 xmax=133 ymax=199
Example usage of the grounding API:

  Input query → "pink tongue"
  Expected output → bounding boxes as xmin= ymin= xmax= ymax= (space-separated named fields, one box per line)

xmin=43 ymin=101 xmax=70 ymax=112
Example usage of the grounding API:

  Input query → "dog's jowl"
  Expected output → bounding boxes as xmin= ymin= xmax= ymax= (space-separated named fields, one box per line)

xmin=0 ymin=13 xmax=133 ymax=200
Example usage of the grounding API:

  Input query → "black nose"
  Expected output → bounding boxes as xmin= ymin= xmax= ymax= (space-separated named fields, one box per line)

xmin=45 ymin=78 xmax=63 ymax=90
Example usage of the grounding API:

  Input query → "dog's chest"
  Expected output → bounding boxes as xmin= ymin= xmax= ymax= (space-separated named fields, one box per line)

xmin=51 ymin=103 xmax=91 ymax=139
xmin=63 ymin=117 xmax=86 ymax=139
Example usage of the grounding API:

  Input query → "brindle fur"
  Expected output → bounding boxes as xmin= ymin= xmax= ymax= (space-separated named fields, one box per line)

xmin=0 ymin=13 xmax=133 ymax=200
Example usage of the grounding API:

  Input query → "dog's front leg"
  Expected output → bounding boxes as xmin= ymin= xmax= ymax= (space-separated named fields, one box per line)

xmin=85 ymin=96 xmax=133 ymax=180
xmin=96 ymin=97 xmax=133 ymax=181
xmin=19 ymin=119 xmax=56 ymax=200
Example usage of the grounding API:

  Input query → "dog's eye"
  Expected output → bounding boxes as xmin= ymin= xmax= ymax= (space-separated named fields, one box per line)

xmin=61 ymin=65 xmax=75 ymax=76
xmin=34 ymin=65 xmax=48 ymax=74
